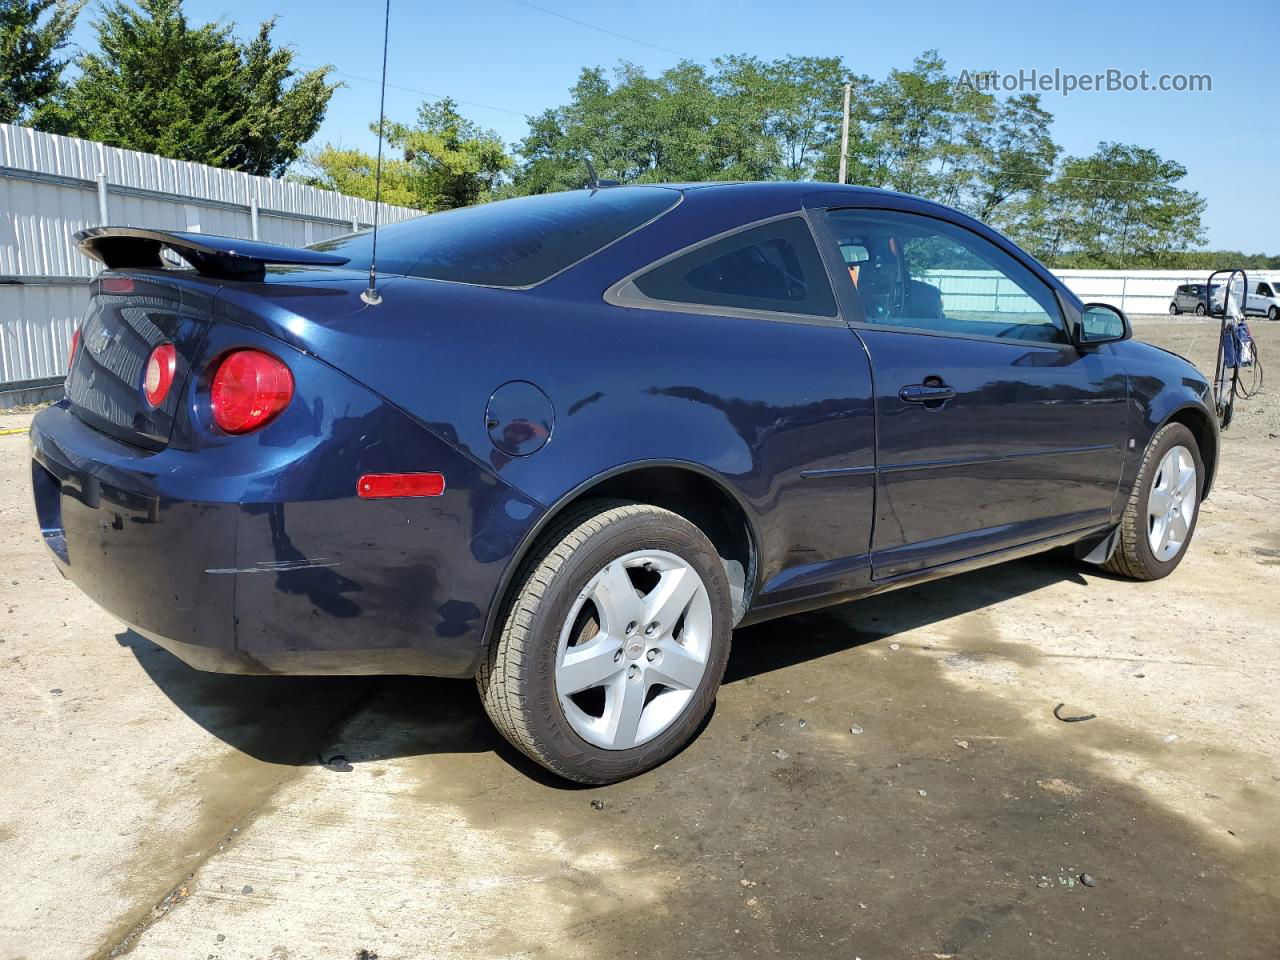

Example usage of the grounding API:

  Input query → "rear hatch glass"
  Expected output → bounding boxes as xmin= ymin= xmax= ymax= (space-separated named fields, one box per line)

xmin=66 ymin=274 xmax=213 ymax=449
xmin=308 ymin=186 xmax=680 ymax=288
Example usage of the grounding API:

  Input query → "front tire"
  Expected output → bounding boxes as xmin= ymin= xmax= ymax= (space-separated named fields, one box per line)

xmin=1103 ymin=423 xmax=1203 ymax=581
xmin=1169 ymin=301 xmax=1179 ymax=315
xmin=1195 ymin=303 xmax=1207 ymax=316
xmin=478 ymin=500 xmax=733 ymax=784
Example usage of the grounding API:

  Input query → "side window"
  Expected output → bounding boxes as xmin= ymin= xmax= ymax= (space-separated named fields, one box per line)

xmin=1258 ymin=283 xmax=1273 ymax=297
xmin=629 ymin=217 xmax=837 ymax=317
xmin=824 ymin=208 xmax=1067 ymax=344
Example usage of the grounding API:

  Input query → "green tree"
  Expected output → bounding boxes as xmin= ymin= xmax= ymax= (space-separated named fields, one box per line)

xmin=298 ymin=99 xmax=513 ymax=211
xmin=385 ymin=98 xmax=511 ymax=210
xmin=294 ymin=145 xmax=421 ymax=209
xmin=716 ymin=55 xmax=854 ymax=181
xmin=1047 ymin=142 xmax=1206 ymax=267
xmin=0 ymin=0 xmax=82 ymax=124
xmin=36 ymin=0 xmax=335 ymax=176
xmin=512 ymin=60 xmax=778 ymax=194
xmin=855 ymin=51 xmax=974 ymax=197
xmin=973 ymin=94 xmax=1058 ymax=222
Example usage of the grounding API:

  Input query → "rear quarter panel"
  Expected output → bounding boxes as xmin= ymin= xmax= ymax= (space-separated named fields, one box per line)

xmin=322 ymin=285 xmax=877 ymax=613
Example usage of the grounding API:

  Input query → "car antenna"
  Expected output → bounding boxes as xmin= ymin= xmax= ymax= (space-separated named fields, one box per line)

xmin=583 ymin=156 xmax=619 ymax=190
xmin=360 ymin=0 xmax=393 ymax=307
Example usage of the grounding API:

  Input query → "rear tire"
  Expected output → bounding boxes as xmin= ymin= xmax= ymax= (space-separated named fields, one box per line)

xmin=478 ymin=500 xmax=733 ymax=784
xmin=1103 ymin=423 xmax=1203 ymax=581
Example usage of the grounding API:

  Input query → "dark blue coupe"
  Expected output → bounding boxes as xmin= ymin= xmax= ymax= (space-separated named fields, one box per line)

xmin=30 ymin=182 xmax=1217 ymax=783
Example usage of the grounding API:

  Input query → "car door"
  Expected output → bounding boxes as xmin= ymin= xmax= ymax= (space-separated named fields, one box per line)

xmin=1249 ymin=282 xmax=1272 ymax=315
xmin=816 ymin=205 xmax=1129 ymax=579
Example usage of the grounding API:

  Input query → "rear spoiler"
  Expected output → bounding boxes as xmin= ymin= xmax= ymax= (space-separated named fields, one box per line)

xmin=74 ymin=227 xmax=351 ymax=281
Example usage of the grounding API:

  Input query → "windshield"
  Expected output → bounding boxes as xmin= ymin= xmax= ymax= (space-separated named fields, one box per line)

xmin=311 ymin=188 xmax=680 ymax=288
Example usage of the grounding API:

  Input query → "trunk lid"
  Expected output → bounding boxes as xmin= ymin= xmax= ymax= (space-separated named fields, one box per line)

xmin=66 ymin=273 xmax=215 ymax=450
xmin=66 ymin=227 xmax=353 ymax=450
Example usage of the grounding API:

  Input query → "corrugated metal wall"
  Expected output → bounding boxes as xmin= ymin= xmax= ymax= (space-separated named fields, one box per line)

xmin=1 ymin=124 xmax=420 ymax=386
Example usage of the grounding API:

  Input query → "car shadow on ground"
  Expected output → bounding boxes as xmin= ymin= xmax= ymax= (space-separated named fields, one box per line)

xmin=116 ymin=548 xmax=1086 ymax=777
xmin=724 ymin=549 xmax=1086 ymax=684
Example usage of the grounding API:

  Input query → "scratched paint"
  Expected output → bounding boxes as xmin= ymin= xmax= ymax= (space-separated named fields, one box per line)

xmin=204 ymin=559 xmax=342 ymax=574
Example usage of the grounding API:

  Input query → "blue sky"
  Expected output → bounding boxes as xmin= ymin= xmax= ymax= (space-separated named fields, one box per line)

xmin=68 ymin=0 xmax=1279 ymax=250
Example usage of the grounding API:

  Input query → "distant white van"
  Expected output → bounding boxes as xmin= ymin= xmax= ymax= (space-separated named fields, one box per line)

xmin=1244 ymin=280 xmax=1280 ymax=321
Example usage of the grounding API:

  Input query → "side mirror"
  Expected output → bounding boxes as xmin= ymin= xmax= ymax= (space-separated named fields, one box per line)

xmin=1074 ymin=302 xmax=1130 ymax=347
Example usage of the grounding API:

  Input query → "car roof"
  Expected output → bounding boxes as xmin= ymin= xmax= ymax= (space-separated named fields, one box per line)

xmin=615 ymin=180 xmax=906 ymax=201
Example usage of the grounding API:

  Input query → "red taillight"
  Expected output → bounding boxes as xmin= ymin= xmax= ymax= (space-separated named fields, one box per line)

xmin=209 ymin=349 xmax=294 ymax=434
xmin=67 ymin=328 xmax=81 ymax=371
xmin=143 ymin=343 xmax=177 ymax=407
xmin=101 ymin=277 xmax=134 ymax=295
xmin=357 ymin=473 xmax=446 ymax=499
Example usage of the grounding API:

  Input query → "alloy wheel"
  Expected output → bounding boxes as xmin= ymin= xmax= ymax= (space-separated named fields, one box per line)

xmin=1146 ymin=445 xmax=1197 ymax=562
xmin=554 ymin=549 xmax=712 ymax=750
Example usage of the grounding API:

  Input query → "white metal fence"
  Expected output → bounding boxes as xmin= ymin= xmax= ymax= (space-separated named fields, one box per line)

xmin=1053 ymin=269 xmax=1280 ymax=316
xmin=923 ymin=268 xmax=1280 ymax=318
xmin=1 ymin=124 xmax=420 ymax=387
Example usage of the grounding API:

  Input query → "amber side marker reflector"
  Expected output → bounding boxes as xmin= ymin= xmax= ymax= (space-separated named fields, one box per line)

xmin=358 ymin=473 xmax=446 ymax=499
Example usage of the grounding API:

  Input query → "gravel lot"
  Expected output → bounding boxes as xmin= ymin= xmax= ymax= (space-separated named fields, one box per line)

xmin=1 ymin=317 xmax=1277 ymax=959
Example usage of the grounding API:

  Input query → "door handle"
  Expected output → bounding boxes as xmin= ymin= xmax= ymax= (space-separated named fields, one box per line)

xmin=898 ymin=382 xmax=956 ymax=404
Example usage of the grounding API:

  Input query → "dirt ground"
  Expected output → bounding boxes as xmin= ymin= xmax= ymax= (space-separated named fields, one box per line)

xmin=1 ymin=316 xmax=1277 ymax=960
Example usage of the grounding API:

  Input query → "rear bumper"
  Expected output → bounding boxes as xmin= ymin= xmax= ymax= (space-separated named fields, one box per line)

xmin=30 ymin=400 xmax=544 ymax=677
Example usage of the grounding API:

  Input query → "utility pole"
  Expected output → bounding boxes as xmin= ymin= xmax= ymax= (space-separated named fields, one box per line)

xmin=838 ymin=82 xmax=851 ymax=185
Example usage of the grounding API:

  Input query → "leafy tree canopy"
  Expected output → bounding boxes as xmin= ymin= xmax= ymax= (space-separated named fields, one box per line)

xmin=0 ymin=0 xmax=82 ymax=124
xmin=36 ymin=0 xmax=336 ymax=176
xmin=297 ymin=98 xmax=511 ymax=212
xmin=1045 ymin=142 xmax=1207 ymax=268
xmin=508 ymin=50 xmax=1219 ymax=269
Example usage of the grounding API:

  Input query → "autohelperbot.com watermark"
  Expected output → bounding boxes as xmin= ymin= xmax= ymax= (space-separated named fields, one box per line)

xmin=957 ymin=68 xmax=1212 ymax=97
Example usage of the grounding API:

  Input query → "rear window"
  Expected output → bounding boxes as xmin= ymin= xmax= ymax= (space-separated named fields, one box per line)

xmin=310 ymin=187 xmax=679 ymax=288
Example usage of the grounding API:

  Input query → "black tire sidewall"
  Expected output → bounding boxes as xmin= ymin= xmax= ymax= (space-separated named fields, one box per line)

xmin=519 ymin=509 xmax=733 ymax=782
xmin=1195 ymin=304 xmax=1206 ymax=316
xmin=1269 ymin=306 xmax=1279 ymax=322
xmin=1130 ymin=424 xmax=1203 ymax=577
xmin=1169 ymin=302 xmax=1179 ymax=315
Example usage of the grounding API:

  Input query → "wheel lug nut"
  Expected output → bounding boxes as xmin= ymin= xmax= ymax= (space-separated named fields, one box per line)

xmin=627 ymin=664 xmax=640 ymax=680
xmin=625 ymin=621 xmax=638 ymax=635
xmin=614 ymin=649 xmax=623 ymax=663
xmin=644 ymin=622 xmax=660 ymax=637
xmin=646 ymin=649 xmax=657 ymax=662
